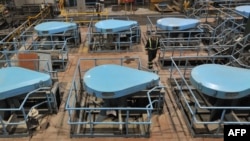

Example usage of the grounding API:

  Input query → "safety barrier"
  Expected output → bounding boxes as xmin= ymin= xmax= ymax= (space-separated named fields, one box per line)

xmin=87 ymin=17 xmax=141 ymax=52
xmin=0 ymin=59 xmax=60 ymax=137
xmin=65 ymin=57 xmax=164 ymax=137
xmin=169 ymin=55 xmax=250 ymax=137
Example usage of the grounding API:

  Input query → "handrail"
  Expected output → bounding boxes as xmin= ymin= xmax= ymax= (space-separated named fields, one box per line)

xmin=60 ymin=8 xmax=109 ymax=24
xmin=27 ymin=5 xmax=51 ymax=25
xmin=0 ymin=5 xmax=51 ymax=43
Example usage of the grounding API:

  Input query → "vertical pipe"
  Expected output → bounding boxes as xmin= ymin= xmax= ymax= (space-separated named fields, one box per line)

xmin=244 ymin=15 xmax=250 ymax=40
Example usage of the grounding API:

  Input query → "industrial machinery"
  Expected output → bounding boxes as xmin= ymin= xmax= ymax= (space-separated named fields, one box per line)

xmin=0 ymin=42 xmax=68 ymax=72
xmin=186 ymin=1 xmax=249 ymax=48
xmin=23 ymin=19 xmax=80 ymax=47
xmin=0 ymin=59 xmax=61 ymax=137
xmin=145 ymin=14 xmax=208 ymax=68
xmin=154 ymin=0 xmax=182 ymax=13
xmin=0 ymin=4 xmax=53 ymax=53
xmin=15 ymin=19 xmax=80 ymax=71
xmin=146 ymin=1 xmax=250 ymax=68
xmin=0 ymin=3 xmax=16 ymax=40
xmin=0 ymin=19 xmax=78 ymax=71
xmin=208 ymin=2 xmax=250 ymax=66
xmin=165 ymin=1 xmax=250 ymax=137
xmin=169 ymin=54 xmax=250 ymax=137
xmin=0 ymin=1 xmax=58 ymax=42
xmin=87 ymin=17 xmax=141 ymax=52
xmin=65 ymin=57 xmax=164 ymax=137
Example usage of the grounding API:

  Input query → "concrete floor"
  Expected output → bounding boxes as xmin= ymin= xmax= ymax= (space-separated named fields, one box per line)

xmin=2 ymin=7 xmax=224 ymax=141
xmin=2 ymin=27 xmax=223 ymax=141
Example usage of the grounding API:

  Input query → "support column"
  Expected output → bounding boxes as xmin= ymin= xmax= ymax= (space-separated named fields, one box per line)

xmin=244 ymin=15 xmax=250 ymax=40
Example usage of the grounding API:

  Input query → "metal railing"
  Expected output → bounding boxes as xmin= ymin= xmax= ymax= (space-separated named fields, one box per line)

xmin=0 ymin=5 xmax=51 ymax=44
xmin=0 ymin=40 xmax=69 ymax=72
xmin=87 ymin=17 xmax=141 ymax=52
xmin=0 ymin=59 xmax=59 ymax=137
xmin=169 ymin=55 xmax=250 ymax=137
xmin=65 ymin=57 xmax=163 ymax=137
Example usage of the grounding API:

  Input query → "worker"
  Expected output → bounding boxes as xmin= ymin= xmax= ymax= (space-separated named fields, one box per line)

xmin=96 ymin=2 xmax=101 ymax=17
xmin=145 ymin=34 xmax=161 ymax=69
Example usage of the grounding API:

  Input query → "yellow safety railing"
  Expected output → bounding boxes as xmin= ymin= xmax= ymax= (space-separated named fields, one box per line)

xmin=183 ymin=0 xmax=190 ymax=10
xmin=1 ymin=5 xmax=51 ymax=43
xmin=27 ymin=5 xmax=51 ymax=25
xmin=58 ymin=0 xmax=64 ymax=11
xmin=60 ymin=3 xmax=109 ymax=24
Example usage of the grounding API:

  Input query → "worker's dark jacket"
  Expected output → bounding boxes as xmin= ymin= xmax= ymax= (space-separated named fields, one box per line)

xmin=145 ymin=37 xmax=160 ymax=69
xmin=145 ymin=37 xmax=160 ymax=51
